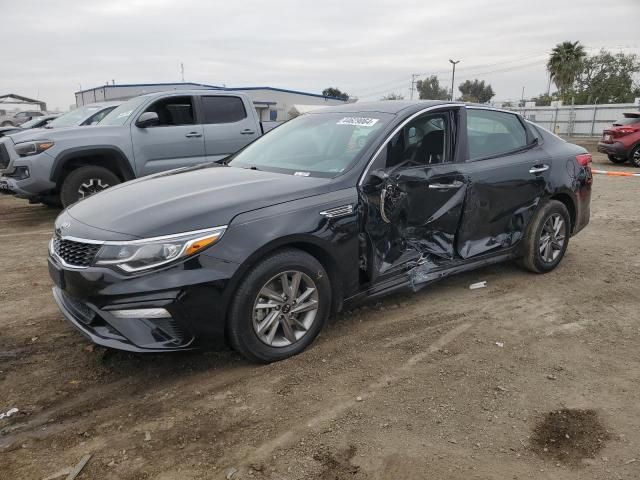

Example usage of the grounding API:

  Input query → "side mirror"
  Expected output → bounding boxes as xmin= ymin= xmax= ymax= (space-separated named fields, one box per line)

xmin=135 ymin=111 xmax=159 ymax=128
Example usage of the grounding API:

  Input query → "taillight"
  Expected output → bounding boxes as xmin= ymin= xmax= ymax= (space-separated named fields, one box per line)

xmin=613 ymin=126 xmax=639 ymax=137
xmin=576 ymin=153 xmax=592 ymax=167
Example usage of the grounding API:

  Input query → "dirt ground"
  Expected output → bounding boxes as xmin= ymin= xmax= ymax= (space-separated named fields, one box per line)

xmin=1 ymin=141 xmax=639 ymax=480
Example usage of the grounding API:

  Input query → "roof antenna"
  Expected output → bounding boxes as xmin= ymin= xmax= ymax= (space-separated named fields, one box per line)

xmin=180 ymin=62 xmax=185 ymax=82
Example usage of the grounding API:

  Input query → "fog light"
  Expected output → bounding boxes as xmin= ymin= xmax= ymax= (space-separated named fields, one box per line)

xmin=109 ymin=308 xmax=171 ymax=319
xmin=11 ymin=166 xmax=30 ymax=180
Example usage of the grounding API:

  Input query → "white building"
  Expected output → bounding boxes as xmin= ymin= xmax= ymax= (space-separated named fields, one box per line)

xmin=74 ymin=83 xmax=347 ymax=121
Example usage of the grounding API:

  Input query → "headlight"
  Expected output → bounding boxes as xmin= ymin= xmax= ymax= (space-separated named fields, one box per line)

xmin=15 ymin=140 xmax=55 ymax=157
xmin=94 ymin=226 xmax=226 ymax=273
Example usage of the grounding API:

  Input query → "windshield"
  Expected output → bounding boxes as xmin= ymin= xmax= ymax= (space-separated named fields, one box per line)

xmin=20 ymin=116 xmax=54 ymax=128
xmin=48 ymin=106 xmax=106 ymax=128
xmin=99 ymin=96 xmax=149 ymax=126
xmin=228 ymin=112 xmax=393 ymax=177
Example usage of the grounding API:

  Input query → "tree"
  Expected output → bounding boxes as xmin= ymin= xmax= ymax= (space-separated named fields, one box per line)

xmin=458 ymin=79 xmax=495 ymax=103
xmin=547 ymin=41 xmax=586 ymax=103
xmin=415 ymin=76 xmax=449 ymax=100
xmin=381 ymin=92 xmax=404 ymax=100
xmin=322 ymin=87 xmax=349 ymax=101
xmin=529 ymin=92 xmax=559 ymax=106
xmin=571 ymin=50 xmax=640 ymax=104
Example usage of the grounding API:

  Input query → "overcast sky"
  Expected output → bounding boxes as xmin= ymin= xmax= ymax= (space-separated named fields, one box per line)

xmin=2 ymin=0 xmax=638 ymax=110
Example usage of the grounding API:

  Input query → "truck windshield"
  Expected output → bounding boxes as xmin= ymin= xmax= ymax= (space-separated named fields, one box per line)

xmin=228 ymin=112 xmax=393 ymax=177
xmin=99 ymin=97 xmax=149 ymax=126
xmin=47 ymin=106 xmax=105 ymax=128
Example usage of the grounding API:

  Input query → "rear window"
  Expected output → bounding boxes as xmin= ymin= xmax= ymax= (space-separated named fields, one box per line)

xmin=613 ymin=116 xmax=640 ymax=126
xmin=201 ymin=96 xmax=247 ymax=124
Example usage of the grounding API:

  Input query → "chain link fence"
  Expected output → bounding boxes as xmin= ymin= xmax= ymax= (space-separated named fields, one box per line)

xmin=502 ymin=102 xmax=640 ymax=138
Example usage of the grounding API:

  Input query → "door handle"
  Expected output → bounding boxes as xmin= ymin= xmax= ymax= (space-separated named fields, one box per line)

xmin=241 ymin=129 xmax=256 ymax=135
xmin=529 ymin=164 xmax=549 ymax=174
xmin=185 ymin=132 xmax=202 ymax=138
xmin=428 ymin=180 xmax=463 ymax=190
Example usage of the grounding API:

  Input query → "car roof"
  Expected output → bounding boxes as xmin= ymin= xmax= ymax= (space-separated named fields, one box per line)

xmin=82 ymin=101 xmax=123 ymax=108
xmin=313 ymin=100 xmax=461 ymax=116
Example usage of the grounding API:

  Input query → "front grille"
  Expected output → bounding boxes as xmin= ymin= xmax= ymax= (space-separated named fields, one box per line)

xmin=0 ymin=143 xmax=10 ymax=170
xmin=52 ymin=233 xmax=102 ymax=267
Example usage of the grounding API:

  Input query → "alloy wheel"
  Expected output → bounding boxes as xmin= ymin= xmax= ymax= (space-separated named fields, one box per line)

xmin=252 ymin=270 xmax=319 ymax=347
xmin=539 ymin=213 xmax=566 ymax=263
xmin=78 ymin=178 xmax=110 ymax=198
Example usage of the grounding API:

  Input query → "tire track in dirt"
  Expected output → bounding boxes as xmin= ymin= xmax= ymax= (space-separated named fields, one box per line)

xmin=243 ymin=322 xmax=472 ymax=465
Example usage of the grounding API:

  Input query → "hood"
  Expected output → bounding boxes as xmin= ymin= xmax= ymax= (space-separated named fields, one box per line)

xmin=7 ymin=125 xmax=123 ymax=143
xmin=66 ymin=164 xmax=333 ymax=239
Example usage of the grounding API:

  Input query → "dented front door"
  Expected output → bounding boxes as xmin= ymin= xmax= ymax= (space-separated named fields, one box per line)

xmin=362 ymin=164 xmax=466 ymax=282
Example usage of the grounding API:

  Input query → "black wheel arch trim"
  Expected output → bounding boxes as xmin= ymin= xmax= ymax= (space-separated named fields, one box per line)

xmin=218 ymin=234 xmax=346 ymax=325
xmin=50 ymin=145 xmax=136 ymax=184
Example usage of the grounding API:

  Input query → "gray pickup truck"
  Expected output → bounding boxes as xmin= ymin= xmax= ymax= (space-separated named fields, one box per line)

xmin=0 ymin=90 xmax=272 ymax=206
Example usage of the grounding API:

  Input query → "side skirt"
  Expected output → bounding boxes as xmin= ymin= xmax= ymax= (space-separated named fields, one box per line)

xmin=343 ymin=248 xmax=517 ymax=308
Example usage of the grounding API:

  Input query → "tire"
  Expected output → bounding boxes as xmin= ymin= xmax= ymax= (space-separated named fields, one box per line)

xmin=629 ymin=145 xmax=640 ymax=168
xmin=607 ymin=154 xmax=627 ymax=164
xmin=1 ymin=121 xmax=14 ymax=127
xmin=227 ymin=249 xmax=331 ymax=363
xmin=519 ymin=200 xmax=571 ymax=274
xmin=60 ymin=165 xmax=120 ymax=207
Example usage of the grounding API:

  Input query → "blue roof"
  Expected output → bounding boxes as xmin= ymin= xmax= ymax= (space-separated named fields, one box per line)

xmin=74 ymin=82 xmax=345 ymax=101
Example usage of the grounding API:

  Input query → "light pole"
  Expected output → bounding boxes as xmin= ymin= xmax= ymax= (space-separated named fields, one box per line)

xmin=449 ymin=59 xmax=460 ymax=101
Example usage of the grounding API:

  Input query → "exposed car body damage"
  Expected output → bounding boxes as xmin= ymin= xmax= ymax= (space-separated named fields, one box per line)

xmin=358 ymin=109 xmax=590 ymax=294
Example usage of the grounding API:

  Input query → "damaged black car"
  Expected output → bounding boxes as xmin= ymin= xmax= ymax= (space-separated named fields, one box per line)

xmin=48 ymin=101 xmax=592 ymax=362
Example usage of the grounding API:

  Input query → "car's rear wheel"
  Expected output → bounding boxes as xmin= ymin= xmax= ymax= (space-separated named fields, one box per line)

xmin=227 ymin=249 xmax=331 ymax=363
xmin=60 ymin=166 xmax=120 ymax=207
xmin=629 ymin=145 xmax=640 ymax=168
xmin=519 ymin=200 xmax=570 ymax=274
xmin=607 ymin=154 xmax=627 ymax=164
xmin=1 ymin=121 xmax=14 ymax=127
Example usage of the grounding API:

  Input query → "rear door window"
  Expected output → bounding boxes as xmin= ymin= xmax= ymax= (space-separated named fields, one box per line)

xmin=467 ymin=109 xmax=528 ymax=160
xmin=201 ymin=96 xmax=247 ymax=124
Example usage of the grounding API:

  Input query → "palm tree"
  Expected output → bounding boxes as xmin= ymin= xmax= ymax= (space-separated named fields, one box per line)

xmin=547 ymin=41 xmax=587 ymax=103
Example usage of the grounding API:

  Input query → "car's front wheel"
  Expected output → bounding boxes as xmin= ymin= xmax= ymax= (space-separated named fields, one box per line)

xmin=60 ymin=166 xmax=121 ymax=207
xmin=519 ymin=200 xmax=571 ymax=273
xmin=607 ymin=154 xmax=627 ymax=164
xmin=629 ymin=145 xmax=640 ymax=168
xmin=227 ymin=249 xmax=331 ymax=363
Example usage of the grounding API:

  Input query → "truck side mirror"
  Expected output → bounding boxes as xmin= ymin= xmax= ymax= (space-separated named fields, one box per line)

xmin=135 ymin=111 xmax=159 ymax=128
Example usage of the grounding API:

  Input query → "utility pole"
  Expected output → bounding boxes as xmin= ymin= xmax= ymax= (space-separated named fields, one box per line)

xmin=449 ymin=59 xmax=460 ymax=101
xmin=520 ymin=86 xmax=525 ymax=106
xmin=180 ymin=62 xmax=185 ymax=82
xmin=410 ymin=73 xmax=420 ymax=100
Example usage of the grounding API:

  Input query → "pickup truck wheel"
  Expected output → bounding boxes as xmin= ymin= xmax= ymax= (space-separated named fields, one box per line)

xmin=60 ymin=166 xmax=120 ymax=207
xmin=518 ymin=200 xmax=570 ymax=274
xmin=227 ymin=249 xmax=331 ymax=363
xmin=607 ymin=154 xmax=627 ymax=164
xmin=629 ymin=145 xmax=640 ymax=168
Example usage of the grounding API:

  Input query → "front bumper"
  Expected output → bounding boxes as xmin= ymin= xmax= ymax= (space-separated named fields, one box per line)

xmin=48 ymin=252 xmax=240 ymax=352
xmin=597 ymin=141 xmax=627 ymax=158
xmin=0 ymin=139 xmax=57 ymax=197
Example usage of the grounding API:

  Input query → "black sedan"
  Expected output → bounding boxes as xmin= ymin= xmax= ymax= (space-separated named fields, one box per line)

xmin=48 ymin=101 xmax=592 ymax=362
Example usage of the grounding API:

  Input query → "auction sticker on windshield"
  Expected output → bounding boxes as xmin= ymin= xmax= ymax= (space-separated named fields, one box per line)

xmin=337 ymin=117 xmax=379 ymax=127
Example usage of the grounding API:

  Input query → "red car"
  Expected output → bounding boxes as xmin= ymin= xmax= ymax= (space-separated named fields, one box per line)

xmin=598 ymin=112 xmax=640 ymax=167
